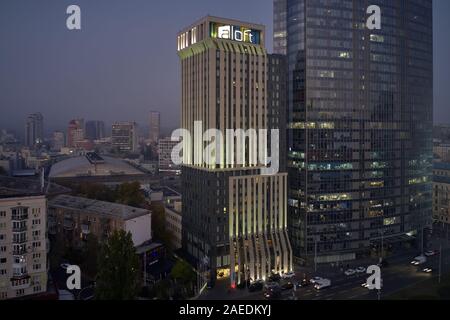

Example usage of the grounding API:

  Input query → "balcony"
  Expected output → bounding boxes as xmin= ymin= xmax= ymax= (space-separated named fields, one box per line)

xmin=63 ymin=218 xmax=75 ymax=231
xmin=12 ymin=225 xmax=27 ymax=232
xmin=10 ymin=276 xmax=31 ymax=289
xmin=13 ymin=248 xmax=27 ymax=255
xmin=11 ymin=214 xmax=28 ymax=221
xmin=12 ymin=237 xmax=27 ymax=245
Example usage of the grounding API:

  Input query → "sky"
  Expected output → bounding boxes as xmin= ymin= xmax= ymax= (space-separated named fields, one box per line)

xmin=0 ymin=0 xmax=448 ymax=137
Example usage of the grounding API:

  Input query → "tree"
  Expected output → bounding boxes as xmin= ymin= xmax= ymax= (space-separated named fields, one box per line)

xmin=95 ymin=230 xmax=140 ymax=300
xmin=82 ymin=234 xmax=100 ymax=278
xmin=116 ymin=182 xmax=145 ymax=207
xmin=150 ymin=203 xmax=173 ymax=252
xmin=170 ymin=260 xmax=196 ymax=297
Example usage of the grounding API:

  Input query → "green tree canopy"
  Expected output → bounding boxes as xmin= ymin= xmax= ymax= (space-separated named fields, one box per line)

xmin=95 ymin=230 xmax=140 ymax=300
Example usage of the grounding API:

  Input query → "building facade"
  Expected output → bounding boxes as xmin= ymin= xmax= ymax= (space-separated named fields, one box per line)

xmin=158 ymin=138 xmax=180 ymax=172
xmin=433 ymin=162 xmax=450 ymax=224
xmin=112 ymin=122 xmax=138 ymax=153
xmin=52 ymin=131 xmax=65 ymax=151
xmin=276 ymin=0 xmax=433 ymax=263
xmin=85 ymin=121 xmax=105 ymax=141
xmin=165 ymin=200 xmax=182 ymax=250
xmin=0 ymin=195 xmax=47 ymax=300
xmin=48 ymin=195 xmax=152 ymax=248
xmin=25 ymin=113 xmax=44 ymax=147
xmin=178 ymin=16 xmax=292 ymax=286
xmin=67 ymin=119 xmax=85 ymax=148
xmin=149 ymin=111 xmax=161 ymax=144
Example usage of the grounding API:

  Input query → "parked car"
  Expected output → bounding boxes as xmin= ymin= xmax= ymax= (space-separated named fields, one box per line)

xmin=281 ymin=271 xmax=296 ymax=279
xmin=268 ymin=273 xmax=281 ymax=282
xmin=264 ymin=282 xmax=280 ymax=291
xmin=344 ymin=269 xmax=356 ymax=276
xmin=248 ymin=280 xmax=264 ymax=292
xmin=280 ymin=280 xmax=294 ymax=291
xmin=264 ymin=287 xmax=282 ymax=300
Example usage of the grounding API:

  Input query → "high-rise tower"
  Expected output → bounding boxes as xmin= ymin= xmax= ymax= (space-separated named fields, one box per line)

xmin=277 ymin=0 xmax=433 ymax=263
xmin=178 ymin=16 xmax=292 ymax=286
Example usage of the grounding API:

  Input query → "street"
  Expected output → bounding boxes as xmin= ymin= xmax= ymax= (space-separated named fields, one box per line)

xmin=200 ymin=227 xmax=450 ymax=301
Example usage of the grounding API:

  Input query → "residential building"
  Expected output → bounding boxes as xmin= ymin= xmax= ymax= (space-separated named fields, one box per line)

xmin=277 ymin=0 xmax=433 ymax=263
xmin=48 ymin=194 xmax=152 ymax=248
xmin=0 ymin=191 xmax=47 ymax=300
xmin=433 ymin=162 xmax=450 ymax=224
xmin=165 ymin=200 xmax=182 ymax=250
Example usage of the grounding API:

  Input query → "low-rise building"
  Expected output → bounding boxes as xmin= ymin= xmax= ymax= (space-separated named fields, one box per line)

xmin=165 ymin=200 xmax=182 ymax=250
xmin=48 ymin=195 xmax=152 ymax=248
xmin=433 ymin=162 xmax=450 ymax=224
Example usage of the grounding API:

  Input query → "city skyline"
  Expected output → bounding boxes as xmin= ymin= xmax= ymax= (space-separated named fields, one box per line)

xmin=0 ymin=0 xmax=449 ymax=138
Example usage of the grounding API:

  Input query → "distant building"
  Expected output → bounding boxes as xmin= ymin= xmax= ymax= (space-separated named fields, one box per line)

xmin=433 ymin=162 xmax=450 ymax=224
xmin=0 ymin=188 xmax=47 ymax=300
xmin=51 ymin=131 xmax=65 ymax=151
xmin=48 ymin=194 xmax=152 ymax=248
xmin=25 ymin=113 xmax=44 ymax=147
xmin=149 ymin=111 xmax=160 ymax=144
xmin=112 ymin=122 xmax=138 ymax=153
xmin=158 ymin=138 xmax=179 ymax=172
xmin=67 ymin=119 xmax=85 ymax=148
xmin=434 ymin=144 xmax=450 ymax=162
xmin=165 ymin=200 xmax=182 ymax=250
xmin=85 ymin=121 xmax=105 ymax=141
xmin=49 ymin=153 xmax=144 ymax=179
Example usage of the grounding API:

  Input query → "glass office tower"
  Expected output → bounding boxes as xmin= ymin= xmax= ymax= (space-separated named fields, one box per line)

xmin=276 ymin=0 xmax=433 ymax=263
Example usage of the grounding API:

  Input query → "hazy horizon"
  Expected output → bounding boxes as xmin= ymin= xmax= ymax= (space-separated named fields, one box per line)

xmin=1 ymin=0 xmax=449 ymax=139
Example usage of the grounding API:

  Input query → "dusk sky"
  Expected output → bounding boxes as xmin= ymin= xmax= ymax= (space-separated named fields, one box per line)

xmin=0 ymin=0 xmax=449 ymax=136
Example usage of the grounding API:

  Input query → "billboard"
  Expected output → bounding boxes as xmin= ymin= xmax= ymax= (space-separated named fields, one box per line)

xmin=210 ymin=22 xmax=261 ymax=45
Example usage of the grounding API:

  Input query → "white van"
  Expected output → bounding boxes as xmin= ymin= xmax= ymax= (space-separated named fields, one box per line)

xmin=314 ymin=279 xmax=331 ymax=290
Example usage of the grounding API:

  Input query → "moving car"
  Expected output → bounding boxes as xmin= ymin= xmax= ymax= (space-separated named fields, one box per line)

xmin=314 ymin=279 xmax=331 ymax=290
xmin=60 ymin=263 xmax=71 ymax=270
xmin=425 ymin=250 xmax=439 ymax=257
xmin=344 ymin=269 xmax=356 ymax=276
xmin=310 ymin=276 xmax=324 ymax=284
xmin=422 ymin=268 xmax=433 ymax=273
xmin=356 ymin=267 xmax=366 ymax=273
xmin=411 ymin=255 xmax=427 ymax=266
